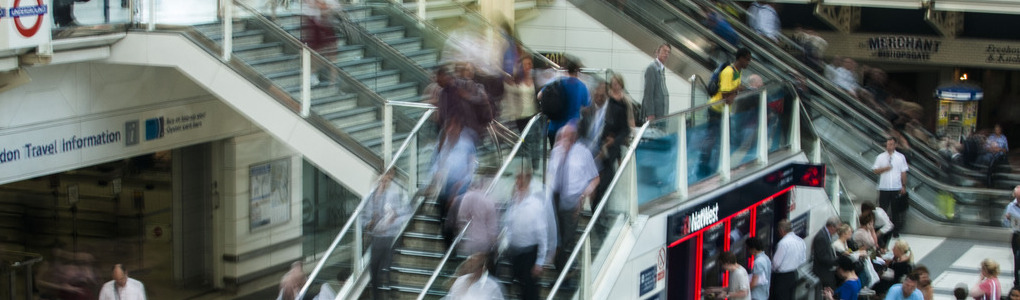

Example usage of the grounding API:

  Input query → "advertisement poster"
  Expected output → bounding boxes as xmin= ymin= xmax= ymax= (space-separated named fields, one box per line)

xmin=249 ymin=158 xmax=291 ymax=231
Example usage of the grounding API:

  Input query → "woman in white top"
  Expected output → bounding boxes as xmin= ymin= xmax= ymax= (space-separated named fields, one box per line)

xmin=501 ymin=56 xmax=537 ymax=131
xmin=833 ymin=224 xmax=867 ymax=261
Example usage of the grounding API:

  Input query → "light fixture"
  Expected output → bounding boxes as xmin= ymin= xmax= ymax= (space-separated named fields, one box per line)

xmin=960 ymin=73 xmax=968 ymax=81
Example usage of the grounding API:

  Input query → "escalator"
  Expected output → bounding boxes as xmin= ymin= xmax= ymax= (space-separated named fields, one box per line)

xmin=564 ymin=0 xmax=1012 ymax=232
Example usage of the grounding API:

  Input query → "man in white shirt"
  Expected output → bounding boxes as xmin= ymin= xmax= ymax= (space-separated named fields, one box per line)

xmin=506 ymin=169 xmax=551 ymax=300
xmin=771 ymin=219 xmax=806 ymax=300
xmin=547 ymin=125 xmax=599 ymax=269
xmin=98 ymin=264 xmax=146 ymax=300
xmin=873 ymin=137 xmax=909 ymax=238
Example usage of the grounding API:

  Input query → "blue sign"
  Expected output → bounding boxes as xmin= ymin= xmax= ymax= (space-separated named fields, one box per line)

xmin=639 ymin=266 xmax=656 ymax=296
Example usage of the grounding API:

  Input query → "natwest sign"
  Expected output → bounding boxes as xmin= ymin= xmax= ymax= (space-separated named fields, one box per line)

xmin=0 ymin=0 xmax=51 ymax=51
xmin=682 ymin=203 xmax=718 ymax=236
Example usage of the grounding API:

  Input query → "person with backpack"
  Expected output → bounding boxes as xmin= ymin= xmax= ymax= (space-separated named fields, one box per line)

xmin=539 ymin=57 xmax=590 ymax=147
xmin=698 ymin=48 xmax=752 ymax=177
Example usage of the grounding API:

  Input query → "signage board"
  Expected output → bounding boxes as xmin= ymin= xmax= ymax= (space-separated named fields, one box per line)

xmin=0 ymin=99 xmax=252 ymax=184
xmin=639 ymin=266 xmax=656 ymax=296
xmin=0 ymin=0 xmax=51 ymax=50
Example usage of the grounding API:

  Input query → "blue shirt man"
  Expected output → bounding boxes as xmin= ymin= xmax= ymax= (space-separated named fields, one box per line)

xmin=884 ymin=272 xmax=923 ymax=300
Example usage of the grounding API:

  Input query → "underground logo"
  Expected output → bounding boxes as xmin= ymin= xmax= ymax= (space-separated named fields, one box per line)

xmin=9 ymin=0 xmax=47 ymax=38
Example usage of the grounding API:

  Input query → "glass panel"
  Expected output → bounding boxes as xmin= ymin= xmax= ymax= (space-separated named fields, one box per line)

xmin=145 ymin=0 xmax=218 ymax=26
xmin=301 ymin=159 xmax=360 ymax=265
xmin=767 ymin=85 xmax=794 ymax=153
xmin=57 ymin=0 xmax=134 ymax=28
xmin=592 ymin=147 xmax=637 ymax=275
xmin=550 ymin=252 xmax=581 ymax=300
xmin=487 ymin=115 xmax=548 ymax=207
xmin=729 ymin=89 xmax=762 ymax=168
xmin=688 ymin=105 xmax=721 ymax=184
xmin=637 ymin=116 xmax=680 ymax=204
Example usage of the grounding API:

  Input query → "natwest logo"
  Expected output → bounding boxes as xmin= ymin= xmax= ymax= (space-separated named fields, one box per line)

xmin=682 ymin=203 xmax=719 ymax=235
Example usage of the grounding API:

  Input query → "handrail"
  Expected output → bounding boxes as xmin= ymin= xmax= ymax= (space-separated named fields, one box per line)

xmin=387 ymin=101 xmax=437 ymax=110
xmin=619 ymin=0 xmax=961 ymax=185
xmin=0 ymin=250 xmax=43 ymax=267
xmin=416 ymin=220 xmax=472 ymax=300
xmin=385 ymin=108 xmax=436 ymax=172
xmin=546 ymin=120 xmax=651 ymax=299
xmin=231 ymin=0 xmax=393 ymax=109
xmin=485 ymin=114 xmax=543 ymax=195
xmin=295 ymin=104 xmax=436 ymax=300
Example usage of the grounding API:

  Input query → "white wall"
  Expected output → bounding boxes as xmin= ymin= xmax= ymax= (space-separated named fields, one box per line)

xmin=220 ymin=131 xmax=304 ymax=285
xmin=516 ymin=0 xmax=694 ymax=113
xmin=0 ymin=62 xmax=209 ymax=128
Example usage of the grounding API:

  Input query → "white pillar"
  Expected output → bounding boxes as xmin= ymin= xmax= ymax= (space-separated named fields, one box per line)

xmin=301 ymin=48 xmax=311 ymax=117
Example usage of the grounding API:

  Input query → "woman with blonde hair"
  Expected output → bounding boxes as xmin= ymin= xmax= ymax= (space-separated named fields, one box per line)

xmin=874 ymin=240 xmax=913 ymax=295
xmin=969 ymin=259 xmax=1001 ymax=300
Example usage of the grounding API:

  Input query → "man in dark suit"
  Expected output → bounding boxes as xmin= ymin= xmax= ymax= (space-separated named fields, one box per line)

xmin=642 ymin=44 xmax=670 ymax=121
xmin=812 ymin=217 xmax=841 ymax=290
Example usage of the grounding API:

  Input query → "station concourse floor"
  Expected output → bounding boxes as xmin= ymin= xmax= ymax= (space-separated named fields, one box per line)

xmin=895 ymin=234 xmax=1014 ymax=299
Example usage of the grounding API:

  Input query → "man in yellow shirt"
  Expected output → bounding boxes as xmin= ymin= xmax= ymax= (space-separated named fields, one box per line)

xmin=698 ymin=48 xmax=752 ymax=177
xmin=710 ymin=48 xmax=752 ymax=112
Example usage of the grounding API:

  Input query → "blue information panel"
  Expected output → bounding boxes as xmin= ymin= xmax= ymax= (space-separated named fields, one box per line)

xmin=640 ymin=266 xmax=656 ymax=296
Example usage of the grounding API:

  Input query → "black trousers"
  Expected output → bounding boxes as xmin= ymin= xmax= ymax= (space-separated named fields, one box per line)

xmin=878 ymin=190 xmax=905 ymax=236
xmin=510 ymin=245 xmax=540 ymax=300
xmin=771 ymin=270 xmax=797 ymax=300
xmin=555 ymin=208 xmax=579 ymax=270
xmin=369 ymin=235 xmax=394 ymax=300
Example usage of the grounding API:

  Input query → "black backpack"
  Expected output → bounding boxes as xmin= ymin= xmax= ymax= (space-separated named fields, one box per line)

xmin=706 ymin=62 xmax=731 ymax=96
xmin=539 ymin=78 xmax=568 ymax=121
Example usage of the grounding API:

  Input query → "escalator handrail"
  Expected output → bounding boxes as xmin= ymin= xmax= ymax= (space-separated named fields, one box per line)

xmin=684 ymin=0 xmax=949 ymax=164
xmin=295 ymin=106 xmax=437 ymax=300
xmin=634 ymin=0 xmax=952 ymax=182
xmin=546 ymin=120 xmax=651 ymax=300
xmin=801 ymin=95 xmax=1012 ymax=200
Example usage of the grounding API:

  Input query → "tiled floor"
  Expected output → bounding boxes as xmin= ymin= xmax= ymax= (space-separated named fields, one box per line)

xmin=894 ymin=234 xmax=1015 ymax=300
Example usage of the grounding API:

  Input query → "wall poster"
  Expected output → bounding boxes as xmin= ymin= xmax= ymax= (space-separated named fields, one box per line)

xmin=249 ymin=158 xmax=291 ymax=231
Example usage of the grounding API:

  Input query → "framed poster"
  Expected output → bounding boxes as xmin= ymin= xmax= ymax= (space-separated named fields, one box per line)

xmin=249 ymin=158 xmax=291 ymax=231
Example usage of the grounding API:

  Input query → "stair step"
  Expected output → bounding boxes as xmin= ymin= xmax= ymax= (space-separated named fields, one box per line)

xmin=400 ymin=231 xmax=445 ymax=251
xmin=233 ymin=42 xmax=287 ymax=62
xmin=323 ymin=44 xmax=366 ymax=62
xmin=193 ymin=20 xmax=248 ymax=36
xmin=354 ymin=69 xmax=402 ymax=90
xmin=404 ymin=49 xmax=439 ymax=66
xmin=248 ymin=54 xmax=301 ymax=75
xmin=387 ymin=37 xmax=424 ymax=53
xmin=376 ymin=82 xmax=419 ymax=101
xmin=323 ymin=106 xmax=378 ymax=129
xmin=343 ymin=120 xmax=384 ymax=142
xmin=309 ymin=95 xmax=358 ymax=116
xmin=353 ymin=15 xmax=390 ymax=31
xmin=206 ymin=29 xmax=266 ymax=47
xmin=336 ymin=57 xmax=383 ymax=77
xmin=369 ymin=26 xmax=407 ymax=41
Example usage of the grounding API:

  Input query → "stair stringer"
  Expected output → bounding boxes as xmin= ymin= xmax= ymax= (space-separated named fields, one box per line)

xmin=105 ymin=31 xmax=377 ymax=195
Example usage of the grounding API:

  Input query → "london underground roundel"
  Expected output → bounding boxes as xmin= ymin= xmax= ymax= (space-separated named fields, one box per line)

xmin=11 ymin=0 xmax=48 ymax=38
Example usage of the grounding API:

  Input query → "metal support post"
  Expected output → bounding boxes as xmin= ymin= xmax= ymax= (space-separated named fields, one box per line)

xmin=757 ymin=90 xmax=768 ymax=165
xmin=790 ymin=95 xmax=801 ymax=152
xmin=383 ymin=104 xmax=394 ymax=165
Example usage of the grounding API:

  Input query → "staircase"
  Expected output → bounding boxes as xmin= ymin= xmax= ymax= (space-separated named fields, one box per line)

xmin=191 ymin=3 xmax=444 ymax=159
